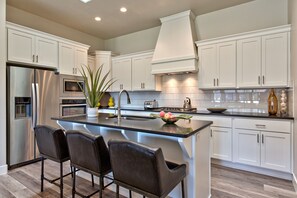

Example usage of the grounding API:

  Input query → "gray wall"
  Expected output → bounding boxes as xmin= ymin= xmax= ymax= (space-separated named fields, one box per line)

xmin=6 ymin=5 xmax=104 ymax=53
xmin=0 ymin=0 xmax=6 ymax=173
xmin=288 ymin=0 xmax=297 ymax=187
xmin=105 ymin=0 xmax=288 ymax=54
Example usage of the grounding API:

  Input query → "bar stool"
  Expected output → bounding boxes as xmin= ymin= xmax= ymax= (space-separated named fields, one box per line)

xmin=108 ymin=139 xmax=186 ymax=198
xmin=34 ymin=125 xmax=73 ymax=198
xmin=66 ymin=130 xmax=113 ymax=198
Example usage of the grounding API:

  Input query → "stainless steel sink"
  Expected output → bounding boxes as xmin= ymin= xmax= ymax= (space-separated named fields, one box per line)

xmin=106 ymin=115 xmax=156 ymax=121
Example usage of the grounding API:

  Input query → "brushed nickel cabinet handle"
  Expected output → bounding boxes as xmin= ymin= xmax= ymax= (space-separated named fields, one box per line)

xmin=258 ymin=76 xmax=260 ymax=85
xmin=33 ymin=55 xmax=35 ymax=62
xmin=73 ymin=68 xmax=75 ymax=74
xmin=262 ymin=134 xmax=264 ymax=144
xmin=210 ymin=129 xmax=213 ymax=137
xmin=263 ymin=75 xmax=265 ymax=84
xmin=255 ymin=124 xmax=266 ymax=128
xmin=36 ymin=55 xmax=38 ymax=63
xmin=217 ymin=78 xmax=219 ymax=86
xmin=143 ymin=83 xmax=145 ymax=89
xmin=257 ymin=134 xmax=259 ymax=143
xmin=213 ymin=78 xmax=216 ymax=86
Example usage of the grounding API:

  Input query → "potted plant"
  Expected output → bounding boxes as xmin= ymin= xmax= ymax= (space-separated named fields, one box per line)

xmin=78 ymin=64 xmax=115 ymax=117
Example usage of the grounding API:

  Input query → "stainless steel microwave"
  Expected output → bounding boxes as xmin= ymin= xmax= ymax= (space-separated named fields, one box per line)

xmin=59 ymin=75 xmax=85 ymax=98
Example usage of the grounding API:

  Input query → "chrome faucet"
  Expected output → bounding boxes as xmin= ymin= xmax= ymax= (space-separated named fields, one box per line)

xmin=117 ymin=90 xmax=131 ymax=121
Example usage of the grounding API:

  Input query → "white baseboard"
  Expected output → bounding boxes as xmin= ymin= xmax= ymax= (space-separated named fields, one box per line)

xmin=0 ymin=164 xmax=8 ymax=175
xmin=293 ymin=173 xmax=297 ymax=192
xmin=212 ymin=159 xmax=292 ymax=180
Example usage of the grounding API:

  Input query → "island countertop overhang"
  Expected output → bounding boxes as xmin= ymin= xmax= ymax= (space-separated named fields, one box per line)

xmin=52 ymin=113 xmax=213 ymax=138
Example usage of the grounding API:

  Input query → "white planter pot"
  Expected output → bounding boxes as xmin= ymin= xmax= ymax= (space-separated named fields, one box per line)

xmin=87 ymin=107 xmax=98 ymax=117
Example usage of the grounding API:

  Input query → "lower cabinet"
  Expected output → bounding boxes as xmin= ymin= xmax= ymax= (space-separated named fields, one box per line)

xmin=233 ymin=118 xmax=291 ymax=172
xmin=211 ymin=127 xmax=232 ymax=161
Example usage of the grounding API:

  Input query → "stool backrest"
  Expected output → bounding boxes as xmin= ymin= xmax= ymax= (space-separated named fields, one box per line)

xmin=66 ymin=130 xmax=111 ymax=174
xmin=34 ymin=125 xmax=69 ymax=161
xmin=108 ymin=140 xmax=167 ymax=196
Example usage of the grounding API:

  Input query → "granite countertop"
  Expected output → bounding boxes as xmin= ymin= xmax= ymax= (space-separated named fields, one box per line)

xmin=52 ymin=113 xmax=213 ymax=138
xmin=101 ymin=107 xmax=294 ymax=120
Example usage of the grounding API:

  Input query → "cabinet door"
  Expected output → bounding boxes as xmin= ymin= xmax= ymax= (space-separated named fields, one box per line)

xmin=59 ymin=43 xmax=75 ymax=75
xmin=233 ymin=129 xmax=260 ymax=166
xmin=112 ymin=58 xmax=132 ymax=91
xmin=198 ymin=45 xmax=217 ymax=88
xmin=95 ymin=54 xmax=112 ymax=91
xmin=217 ymin=41 xmax=236 ymax=88
xmin=211 ymin=127 xmax=232 ymax=161
xmin=261 ymin=132 xmax=290 ymax=172
xmin=35 ymin=37 xmax=58 ymax=68
xmin=132 ymin=56 xmax=148 ymax=91
xmin=75 ymin=47 xmax=88 ymax=76
xmin=262 ymin=33 xmax=288 ymax=87
xmin=8 ymin=29 xmax=35 ymax=64
xmin=237 ymin=37 xmax=261 ymax=88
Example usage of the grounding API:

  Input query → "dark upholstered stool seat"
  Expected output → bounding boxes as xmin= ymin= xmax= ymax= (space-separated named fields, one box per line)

xmin=66 ymin=130 xmax=113 ymax=198
xmin=34 ymin=125 xmax=72 ymax=198
xmin=108 ymin=140 xmax=186 ymax=198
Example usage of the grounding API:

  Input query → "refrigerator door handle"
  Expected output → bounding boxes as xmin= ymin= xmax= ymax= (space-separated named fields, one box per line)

xmin=35 ymin=83 xmax=40 ymax=126
xmin=31 ymin=83 xmax=36 ymax=128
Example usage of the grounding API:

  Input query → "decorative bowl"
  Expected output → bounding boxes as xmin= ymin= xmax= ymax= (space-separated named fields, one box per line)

xmin=207 ymin=108 xmax=227 ymax=113
xmin=161 ymin=117 xmax=179 ymax=124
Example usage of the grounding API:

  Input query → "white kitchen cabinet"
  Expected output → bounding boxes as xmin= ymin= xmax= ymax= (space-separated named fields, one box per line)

xmin=233 ymin=118 xmax=291 ymax=172
xmin=211 ymin=127 xmax=232 ymax=161
xmin=261 ymin=132 xmax=290 ymax=172
xmin=233 ymin=129 xmax=261 ymax=166
xmin=8 ymin=28 xmax=58 ymax=68
xmin=111 ymin=50 xmax=160 ymax=92
xmin=132 ymin=52 xmax=161 ymax=91
xmin=88 ymin=55 xmax=95 ymax=70
xmin=198 ymin=41 xmax=236 ymax=89
xmin=112 ymin=57 xmax=132 ymax=91
xmin=59 ymin=43 xmax=88 ymax=76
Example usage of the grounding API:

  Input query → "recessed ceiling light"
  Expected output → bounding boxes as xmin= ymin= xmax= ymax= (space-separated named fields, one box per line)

xmin=95 ymin=17 xmax=101 ymax=21
xmin=80 ymin=0 xmax=92 ymax=3
xmin=120 ymin=7 xmax=127 ymax=13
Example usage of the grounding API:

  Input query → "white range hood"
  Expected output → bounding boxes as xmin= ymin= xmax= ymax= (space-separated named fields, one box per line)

xmin=151 ymin=10 xmax=198 ymax=75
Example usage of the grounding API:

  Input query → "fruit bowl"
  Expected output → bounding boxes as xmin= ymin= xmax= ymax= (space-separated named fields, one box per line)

xmin=161 ymin=117 xmax=179 ymax=124
xmin=150 ymin=111 xmax=192 ymax=124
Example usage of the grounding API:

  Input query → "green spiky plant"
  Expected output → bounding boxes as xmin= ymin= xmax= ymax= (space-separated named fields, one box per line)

xmin=78 ymin=64 xmax=115 ymax=108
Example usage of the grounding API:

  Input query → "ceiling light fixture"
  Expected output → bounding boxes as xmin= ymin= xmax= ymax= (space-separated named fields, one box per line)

xmin=120 ymin=7 xmax=127 ymax=13
xmin=95 ymin=17 xmax=101 ymax=21
xmin=80 ymin=0 xmax=92 ymax=3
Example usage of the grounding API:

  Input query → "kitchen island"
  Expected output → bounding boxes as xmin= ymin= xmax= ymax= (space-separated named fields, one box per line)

xmin=53 ymin=113 xmax=213 ymax=198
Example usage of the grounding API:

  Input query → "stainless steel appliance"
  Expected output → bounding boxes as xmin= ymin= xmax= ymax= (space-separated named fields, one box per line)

xmin=144 ymin=100 xmax=158 ymax=109
xmin=7 ymin=65 xmax=60 ymax=168
xmin=59 ymin=98 xmax=87 ymax=117
xmin=59 ymin=74 xmax=85 ymax=98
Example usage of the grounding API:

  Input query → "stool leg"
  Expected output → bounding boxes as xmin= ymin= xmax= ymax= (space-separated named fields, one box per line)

xmin=70 ymin=165 xmax=73 ymax=178
xmin=116 ymin=184 xmax=119 ymax=198
xmin=72 ymin=167 xmax=76 ymax=198
xmin=60 ymin=162 xmax=63 ymax=198
xmin=99 ymin=176 xmax=103 ymax=198
xmin=41 ymin=157 xmax=44 ymax=192
xmin=181 ymin=180 xmax=185 ymax=198
xmin=91 ymin=174 xmax=94 ymax=187
xmin=129 ymin=190 xmax=132 ymax=198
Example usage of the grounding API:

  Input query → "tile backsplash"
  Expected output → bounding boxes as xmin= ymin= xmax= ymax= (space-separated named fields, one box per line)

xmin=109 ymin=73 xmax=293 ymax=115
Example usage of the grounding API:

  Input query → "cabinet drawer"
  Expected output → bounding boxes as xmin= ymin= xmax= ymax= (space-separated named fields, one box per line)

xmin=194 ymin=116 xmax=232 ymax=128
xmin=234 ymin=118 xmax=291 ymax=133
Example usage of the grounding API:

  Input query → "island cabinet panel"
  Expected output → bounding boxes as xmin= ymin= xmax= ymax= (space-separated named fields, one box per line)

xmin=8 ymin=28 xmax=58 ymax=68
xmin=233 ymin=118 xmax=291 ymax=172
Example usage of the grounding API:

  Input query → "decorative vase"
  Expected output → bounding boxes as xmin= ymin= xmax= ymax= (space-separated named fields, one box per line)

xmin=268 ymin=88 xmax=278 ymax=115
xmin=87 ymin=107 xmax=98 ymax=117
xmin=280 ymin=89 xmax=288 ymax=116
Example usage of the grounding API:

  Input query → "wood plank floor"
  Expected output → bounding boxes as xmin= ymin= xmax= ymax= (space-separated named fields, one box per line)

xmin=0 ymin=160 xmax=296 ymax=198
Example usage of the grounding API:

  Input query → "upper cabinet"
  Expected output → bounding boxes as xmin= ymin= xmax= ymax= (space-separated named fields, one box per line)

xmin=198 ymin=41 xmax=236 ymax=89
xmin=7 ymin=22 xmax=89 ymax=73
xmin=111 ymin=50 xmax=161 ymax=92
xmin=8 ymin=28 xmax=58 ymax=68
xmin=196 ymin=25 xmax=291 ymax=89
xmin=237 ymin=32 xmax=288 ymax=88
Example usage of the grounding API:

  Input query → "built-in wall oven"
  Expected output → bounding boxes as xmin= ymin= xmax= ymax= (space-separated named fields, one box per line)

xmin=59 ymin=99 xmax=87 ymax=117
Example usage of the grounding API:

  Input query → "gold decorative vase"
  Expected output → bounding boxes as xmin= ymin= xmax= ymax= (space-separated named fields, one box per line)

xmin=268 ymin=88 xmax=278 ymax=115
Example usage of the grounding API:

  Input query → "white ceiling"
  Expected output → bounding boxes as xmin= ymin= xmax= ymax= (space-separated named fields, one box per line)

xmin=7 ymin=0 xmax=254 ymax=39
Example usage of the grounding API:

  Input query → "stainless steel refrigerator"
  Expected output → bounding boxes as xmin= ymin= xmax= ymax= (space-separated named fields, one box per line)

xmin=7 ymin=65 xmax=59 ymax=168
